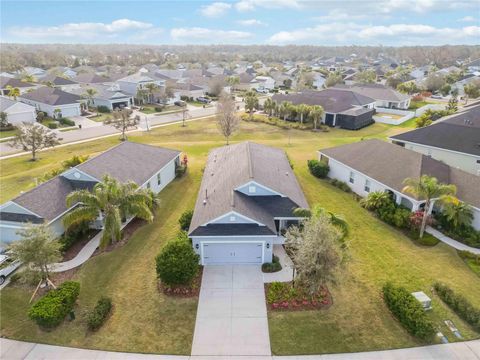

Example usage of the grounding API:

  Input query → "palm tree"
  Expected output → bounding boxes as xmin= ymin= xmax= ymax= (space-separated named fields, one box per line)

xmin=6 ymin=85 xmax=20 ymax=100
xmin=360 ymin=191 xmax=392 ymax=211
xmin=402 ymin=175 xmax=457 ymax=238
xmin=21 ymin=74 xmax=36 ymax=83
xmin=63 ymin=175 xmax=154 ymax=248
xmin=244 ymin=90 xmax=259 ymax=120
xmin=263 ymin=97 xmax=275 ymax=117
xmin=145 ymin=83 xmax=159 ymax=104
xmin=296 ymin=103 xmax=310 ymax=124
xmin=279 ymin=101 xmax=292 ymax=121
xmin=309 ymin=105 xmax=324 ymax=130
xmin=443 ymin=201 xmax=473 ymax=229
xmin=82 ymin=88 xmax=98 ymax=114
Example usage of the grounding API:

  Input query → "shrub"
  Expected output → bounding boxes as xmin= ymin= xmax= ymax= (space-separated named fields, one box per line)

xmin=28 ymin=281 xmax=80 ymax=328
xmin=58 ymin=117 xmax=75 ymax=126
xmin=96 ymin=106 xmax=111 ymax=113
xmin=329 ymin=179 xmax=352 ymax=193
xmin=175 ymin=165 xmax=187 ymax=178
xmin=434 ymin=282 xmax=480 ymax=331
xmin=382 ymin=283 xmax=435 ymax=339
xmin=267 ymin=282 xmax=296 ymax=304
xmin=47 ymin=122 xmax=58 ymax=129
xmin=262 ymin=255 xmax=282 ymax=273
xmin=87 ymin=297 xmax=112 ymax=331
xmin=179 ymin=209 xmax=193 ymax=231
xmin=307 ymin=159 xmax=329 ymax=178
xmin=156 ymin=240 xmax=199 ymax=286
xmin=154 ymin=106 xmax=164 ymax=112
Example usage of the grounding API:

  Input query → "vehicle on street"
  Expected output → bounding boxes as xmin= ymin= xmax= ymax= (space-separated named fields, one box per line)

xmin=197 ymin=97 xmax=211 ymax=104
xmin=0 ymin=253 xmax=21 ymax=285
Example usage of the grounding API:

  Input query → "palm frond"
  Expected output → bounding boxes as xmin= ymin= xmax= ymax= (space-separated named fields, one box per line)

xmin=63 ymin=207 xmax=98 ymax=228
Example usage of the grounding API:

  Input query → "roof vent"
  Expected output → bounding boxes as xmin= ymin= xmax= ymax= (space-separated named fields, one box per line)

xmin=285 ymin=172 xmax=289 ymax=176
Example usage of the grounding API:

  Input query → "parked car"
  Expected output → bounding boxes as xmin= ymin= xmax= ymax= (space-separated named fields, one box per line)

xmin=197 ymin=97 xmax=211 ymax=104
xmin=255 ymin=88 xmax=269 ymax=94
xmin=174 ymin=100 xmax=187 ymax=107
xmin=0 ymin=253 xmax=21 ymax=285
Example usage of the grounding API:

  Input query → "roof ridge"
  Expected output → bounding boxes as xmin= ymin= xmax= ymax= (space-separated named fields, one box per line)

xmin=246 ymin=142 xmax=253 ymax=179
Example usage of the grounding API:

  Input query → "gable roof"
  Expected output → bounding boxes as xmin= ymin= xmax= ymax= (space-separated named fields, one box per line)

xmin=0 ymin=76 xmax=35 ymax=89
xmin=41 ymin=75 xmax=78 ymax=86
xmin=74 ymin=73 xmax=111 ymax=84
xmin=19 ymin=87 xmax=82 ymax=106
xmin=117 ymin=73 xmax=155 ymax=83
xmin=320 ymin=139 xmax=480 ymax=208
xmin=0 ymin=96 xmax=35 ymax=112
xmin=390 ymin=104 xmax=480 ymax=156
xmin=189 ymin=142 xmax=308 ymax=235
xmin=337 ymin=83 xmax=410 ymax=102
xmin=272 ymin=89 xmax=375 ymax=114
xmin=67 ymin=84 xmax=131 ymax=101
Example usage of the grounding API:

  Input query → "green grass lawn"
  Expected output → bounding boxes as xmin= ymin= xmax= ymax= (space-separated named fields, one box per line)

xmin=87 ymin=113 xmax=111 ymax=123
xmin=1 ymin=119 xmax=479 ymax=355
xmin=408 ymin=100 xmax=432 ymax=110
xmin=0 ymin=129 xmax=17 ymax=139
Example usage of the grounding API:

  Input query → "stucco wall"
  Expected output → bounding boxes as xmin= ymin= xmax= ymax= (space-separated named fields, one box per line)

xmin=141 ymin=157 xmax=178 ymax=194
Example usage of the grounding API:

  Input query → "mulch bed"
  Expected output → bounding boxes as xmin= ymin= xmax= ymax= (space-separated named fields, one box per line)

xmin=62 ymin=230 xmax=100 ymax=262
xmin=264 ymin=282 xmax=333 ymax=311
xmin=158 ymin=266 xmax=203 ymax=298
xmin=92 ymin=218 xmax=146 ymax=256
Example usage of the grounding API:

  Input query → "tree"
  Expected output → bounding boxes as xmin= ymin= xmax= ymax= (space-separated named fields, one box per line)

xmin=278 ymin=101 xmax=292 ymax=121
xmin=145 ymin=83 xmax=159 ymax=104
xmin=402 ymin=175 xmax=457 ymax=238
xmin=9 ymin=123 xmax=60 ymax=161
xmin=397 ymin=81 xmax=419 ymax=94
xmin=446 ymin=94 xmax=458 ymax=112
xmin=415 ymin=114 xmax=433 ymax=128
xmin=181 ymin=106 xmax=190 ymax=127
xmin=424 ymin=73 xmax=446 ymax=93
xmin=158 ymin=85 xmax=175 ymax=104
xmin=439 ymin=83 xmax=451 ymax=97
xmin=135 ymin=88 xmax=148 ymax=105
xmin=285 ymin=211 xmax=345 ymax=295
xmin=263 ymin=97 xmax=275 ymax=117
xmin=296 ymin=103 xmax=310 ymax=124
xmin=463 ymin=80 xmax=480 ymax=104
xmin=356 ymin=69 xmax=376 ymax=83
xmin=22 ymin=74 xmax=36 ymax=83
xmin=226 ymin=76 xmax=240 ymax=92
xmin=104 ymin=108 xmax=139 ymax=141
xmin=6 ymin=85 xmax=20 ymax=100
xmin=309 ymin=105 xmax=324 ymax=130
xmin=8 ymin=224 xmax=62 ymax=282
xmin=324 ymin=72 xmax=343 ymax=87
xmin=156 ymin=239 xmax=199 ymax=286
xmin=216 ymin=91 xmax=239 ymax=145
xmin=296 ymin=71 xmax=315 ymax=90
xmin=82 ymin=88 xmax=98 ymax=112
xmin=63 ymin=175 xmax=154 ymax=249
xmin=443 ymin=201 xmax=473 ymax=229
xmin=208 ymin=77 xmax=225 ymax=97
xmin=0 ymin=111 xmax=9 ymax=128
xmin=244 ymin=90 xmax=259 ymax=119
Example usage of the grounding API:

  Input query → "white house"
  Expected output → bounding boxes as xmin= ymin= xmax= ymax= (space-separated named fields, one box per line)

xmin=67 ymin=84 xmax=134 ymax=111
xmin=0 ymin=76 xmax=38 ymax=96
xmin=41 ymin=75 xmax=80 ymax=92
xmin=0 ymin=96 xmax=36 ymax=125
xmin=0 ymin=142 xmax=181 ymax=246
xmin=319 ymin=139 xmax=480 ymax=230
xmin=18 ymin=87 xmax=82 ymax=118
xmin=313 ymin=73 xmax=326 ymax=89
xmin=251 ymin=76 xmax=275 ymax=92
xmin=338 ymin=84 xmax=411 ymax=110
xmin=189 ymin=142 xmax=308 ymax=265
xmin=116 ymin=73 xmax=166 ymax=100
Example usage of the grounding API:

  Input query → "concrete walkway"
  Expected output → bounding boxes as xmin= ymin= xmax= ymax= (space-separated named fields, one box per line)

xmin=191 ymin=265 xmax=271 ymax=356
xmin=263 ymin=244 xmax=295 ymax=283
xmin=427 ymin=226 xmax=480 ymax=255
xmin=2 ymin=338 xmax=480 ymax=360
xmin=49 ymin=233 xmax=101 ymax=273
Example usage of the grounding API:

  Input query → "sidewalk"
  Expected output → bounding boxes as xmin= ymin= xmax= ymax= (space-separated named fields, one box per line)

xmin=49 ymin=233 xmax=100 ymax=273
xmin=263 ymin=244 xmax=294 ymax=283
xmin=426 ymin=226 xmax=480 ymax=255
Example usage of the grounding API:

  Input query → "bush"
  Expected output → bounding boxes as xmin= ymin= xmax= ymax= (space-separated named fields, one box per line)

xmin=262 ymin=255 xmax=282 ymax=273
xmin=156 ymin=240 xmax=199 ymax=286
xmin=28 ymin=281 xmax=80 ymax=328
xmin=382 ymin=283 xmax=435 ymax=339
xmin=96 ymin=105 xmax=111 ymax=113
xmin=87 ymin=297 xmax=112 ymax=331
xmin=58 ymin=117 xmax=75 ymax=126
xmin=307 ymin=159 xmax=329 ymax=178
xmin=434 ymin=283 xmax=480 ymax=331
xmin=154 ymin=106 xmax=164 ymax=112
xmin=266 ymin=281 xmax=297 ymax=304
xmin=179 ymin=209 xmax=193 ymax=231
xmin=47 ymin=122 xmax=58 ymax=129
xmin=175 ymin=165 xmax=187 ymax=178
xmin=329 ymin=178 xmax=352 ymax=193
xmin=59 ymin=220 xmax=91 ymax=251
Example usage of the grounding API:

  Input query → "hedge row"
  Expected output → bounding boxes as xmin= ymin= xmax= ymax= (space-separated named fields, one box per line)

xmin=28 ymin=281 xmax=80 ymax=328
xmin=87 ymin=297 xmax=113 ymax=331
xmin=382 ymin=282 xmax=435 ymax=339
xmin=434 ymin=282 xmax=480 ymax=331
xmin=307 ymin=159 xmax=329 ymax=178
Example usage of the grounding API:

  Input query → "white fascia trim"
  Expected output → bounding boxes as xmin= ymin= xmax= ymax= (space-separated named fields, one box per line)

xmin=140 ymin=156 xmax=179 ymax=188
xmin=192 ymin=235 xmax=275 ymax=238
xmin=0 ymin=223 xmax=29 ymax=229
xmin=0 ymin=201 xmax=42 ymax=218
xmin=274 ymin=217 xmax=305 ymax=220
xmin=47 ymin=204 xmax=80 ymax=225
xmin=318 ymin=152 xmax=422 ymax=205
xmin=202 ymin=210 xmax=265 ymax=227
xmin=387 ymin=138 xmax=479 ymax=159
xmin=236 ymin=180 xmax=286 ymax=197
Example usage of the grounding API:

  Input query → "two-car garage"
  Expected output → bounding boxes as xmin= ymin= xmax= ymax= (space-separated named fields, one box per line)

xmin=201 ymin=242 xmax=264 ymax=265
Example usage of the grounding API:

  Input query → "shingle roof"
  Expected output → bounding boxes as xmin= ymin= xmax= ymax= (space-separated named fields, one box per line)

xmin=42 ymin=75 xmax=78 ymax=86
xmin=67 ymin=84 xmax=131 ymax=101
xmin=0 ymin=96 xmax=35 ymax=112
xmin=337 ymin=83 xmax=410 ymax=102
xmin=320 ymin=139 xmax=480 ymax=207
xmin=19 ymin=87 xmax=82 ymax=105
xmin=74 ymin=73 xmax=111 ymax=84
xmin=189 ymin=142 xmax=308 ymax=236
xmin=390 ymin=104 xmax=480 ymax=156
xmin=272 ymin=89 xmax=375 ymax=114
xmin=0 ymin=76 xmax=35 ymax=89
xmin=189 ymin=223 xmax=275 ymax=237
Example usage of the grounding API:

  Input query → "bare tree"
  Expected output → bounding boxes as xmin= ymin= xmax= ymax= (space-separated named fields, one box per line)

xmin=104 ymin=108 xmax=139 ymax=141
xmin=216 ymin=92 xmax=239 ymax=145
xmin=9 ymin=123 xmax=60 ymax=161
xmin=208 ymin=76 xmax=226 ymax=97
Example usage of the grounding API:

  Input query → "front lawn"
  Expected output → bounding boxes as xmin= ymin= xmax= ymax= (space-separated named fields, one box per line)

xmin=1 ymin=119 xmax=479 ymax=355
xmin=0 ymin=128 xmax=17 ymax=139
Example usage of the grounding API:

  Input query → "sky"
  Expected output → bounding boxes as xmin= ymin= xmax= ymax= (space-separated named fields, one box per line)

xmin=1 ymin=0 xmax=479 ymax=46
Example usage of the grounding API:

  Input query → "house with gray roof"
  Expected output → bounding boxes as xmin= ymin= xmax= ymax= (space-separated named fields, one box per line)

xmin=0 ymin=96 xmax=36 ymax=125
xmin=272 ymin=88 xmax=376 ymax=130
xmin=0 ymin=142 xmax=181 ymax=246
xmin=18 ymin=86 xmax=83 ymax=118
xmin=67 ymin=84 xmax=133 ymax=111
xmin=41 ymin=75 xmax=79 ymax=92
xmin=0 ymin=76 xmax=38 ymax=96
xmin=319 ymin=139 xmax=480 ymax=230
xmin=74 ymin=73 xmax=112 ymax=85
xmin=336 ymin=83 xmax=411 ymax=109
xmin=189 ymin=142 xmax=308 ymax=265
xmin=389 ymin=104 xmax=480 ymax=176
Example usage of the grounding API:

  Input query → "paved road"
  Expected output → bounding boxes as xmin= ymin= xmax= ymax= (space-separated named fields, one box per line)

xmin=191 ymin=265 xmax=271 ymax=356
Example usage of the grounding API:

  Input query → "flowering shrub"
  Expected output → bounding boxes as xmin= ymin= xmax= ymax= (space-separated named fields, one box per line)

xmin=409 ymin=210 xmax=433 ymax=231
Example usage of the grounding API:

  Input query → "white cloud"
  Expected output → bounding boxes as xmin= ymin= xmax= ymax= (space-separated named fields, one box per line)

xmin=8 ymin=19 xmax=155 ymax=41
xmin=459 ymin=16 xmax=476 ymax=22
xmin=235 ymin=0 xmax=301 ymax=12
xmin=200 ymin=2 xmax=232 ymax=17
xmin=237 ymin=19 xmax=266 ymax=26
xmin=170 ymin=27 xmax=253 ymax=43
xmin=268 ymin=22 xmax=480 ymax=45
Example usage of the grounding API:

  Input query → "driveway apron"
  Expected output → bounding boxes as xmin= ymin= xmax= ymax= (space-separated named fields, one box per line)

xmin=191 ymin=265 xmax=271 ymax=356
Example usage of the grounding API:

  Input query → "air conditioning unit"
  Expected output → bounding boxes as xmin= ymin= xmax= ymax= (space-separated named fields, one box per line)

xmin=411 ymin=291 xmax=432 ymax=310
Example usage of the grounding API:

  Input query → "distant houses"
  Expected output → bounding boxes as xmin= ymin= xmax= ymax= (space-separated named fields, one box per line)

xmin=0 ymin=96 xmax=36 ymax=125
xmin=18 ymin=87 xmax=83 ymax=118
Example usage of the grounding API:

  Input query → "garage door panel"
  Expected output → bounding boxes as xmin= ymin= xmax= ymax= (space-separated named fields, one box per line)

xmin=203 ymin=242 xmax=262 ymax=264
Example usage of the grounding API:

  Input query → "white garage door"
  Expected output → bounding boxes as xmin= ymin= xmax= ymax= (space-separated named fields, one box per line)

xmin=202 ymin=242 xmax=263 ymax=265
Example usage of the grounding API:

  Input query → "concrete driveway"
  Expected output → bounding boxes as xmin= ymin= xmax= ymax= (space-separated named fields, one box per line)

xmin=191 ymin=265 xmax=271 ymax=356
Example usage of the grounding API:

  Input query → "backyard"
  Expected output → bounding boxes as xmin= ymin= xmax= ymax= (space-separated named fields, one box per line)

xmin=0 ymin=118 xmax=479 ymax=355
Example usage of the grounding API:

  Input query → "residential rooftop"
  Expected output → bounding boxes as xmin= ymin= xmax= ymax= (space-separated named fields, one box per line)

xmin=19 ymin=86 xmax=82 ymax=106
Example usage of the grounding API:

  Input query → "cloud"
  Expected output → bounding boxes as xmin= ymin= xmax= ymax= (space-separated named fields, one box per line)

xmin=200 ymin=2 xmax=231 ymax=17
xmin=235 ymin=0 xmax=301 ymax=12
xmin=459 ymin=16 xmax=476 ymax=22
xmin=268 ymin=22 xmax=480 ymax=45
xmin=236 ymin=19 xmax=266 ymax=26
xmin=170 ymin=27 xmax=253 ymax=43
xmin=8 ymin=19 xmax=156 ymax=41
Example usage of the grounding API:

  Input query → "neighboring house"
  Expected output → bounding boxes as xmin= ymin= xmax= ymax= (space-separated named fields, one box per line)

xmin=451 ymin=74 xmax=479 ymax=96
xmin=73 ymin=73 xmax=112 ymax=85
xmin=0 ymin=142 xmax=181 ymax=245
xmin=272 ymin=88 xmax=376 ymax=130
xmin=189 ymin=142 xmax=309 ymax=265
xmin=67 ymin=84 xmax=134 ymax=110
xmin=389 ymin=104 xmax=480 ymax=176
xmin=0 ymin=77 xmax=37 ymax=96
xmin=174 ymin=82 xmax=206 ymax=99
xmin=18 ymin=87 xmax=82 ymax=118
xmin=410 ymin=66 xmax=429 ymax=80
xmin=251 ymin=76 xmax=275 ymax=91
xmin=465 ymin=58 xmax=480 ymax=73
xmin=312 ymin=73 xmax=326 ymax=89
xmin=0 ymin=96 xmax=36 ymax=125
xmin=46 ymin=67 xmax=77 ymax=79
xmin=41 ymin=75 xmax=79 ymax=92
xmin=116 ymin=73 xmax=166 ymax=102
xmin=17 ymin=67 xmax=46 ymax=78
xmin=319 ymin=139 xmax=480 ymax=230
xmin=338 ymin=84 xmax=411 ymax=109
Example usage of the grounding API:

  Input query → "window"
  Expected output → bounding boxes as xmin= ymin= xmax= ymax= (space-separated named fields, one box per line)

xmin=146 ymin=182 xmax=151 ymax=189
xmin=364 ymin=179 xmax=371 ymax=193
xmin=248 ymin=185 xmax=256 ymax=193
xmin=157 ymin=173 xmax=161 ymax=185
xmin=229 ymin=216 xmax=236 ymax=222
xmin=349 ymin=171 xmax=355 ymax=184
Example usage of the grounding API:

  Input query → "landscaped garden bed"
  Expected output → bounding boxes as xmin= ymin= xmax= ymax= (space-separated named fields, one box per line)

xmin=158 ymin=266 xmax=203 ymax=297
xmin=265 ymin=281 xmax=332 ymax=311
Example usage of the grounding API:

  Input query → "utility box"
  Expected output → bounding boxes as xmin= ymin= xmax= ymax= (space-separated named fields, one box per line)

xmin=412 ymin=291 xmax=432 ymax=310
